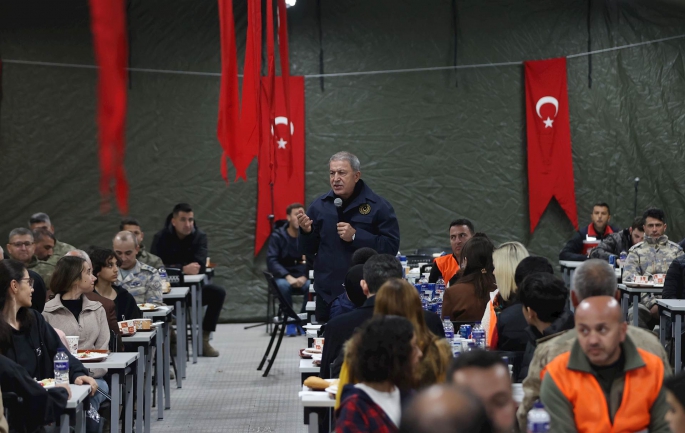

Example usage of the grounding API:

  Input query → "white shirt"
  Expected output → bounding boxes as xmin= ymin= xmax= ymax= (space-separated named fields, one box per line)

xmin=355 ymin=383 xmax=401 ymax=427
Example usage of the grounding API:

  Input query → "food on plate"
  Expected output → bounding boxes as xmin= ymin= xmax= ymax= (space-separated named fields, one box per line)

xmin=137 ymin=303 xmax=158 ymax=310
xmin=37 ymin=378 xmax=56 ymax=388
xmin=303 ymin=376 xmax=334 ymax=391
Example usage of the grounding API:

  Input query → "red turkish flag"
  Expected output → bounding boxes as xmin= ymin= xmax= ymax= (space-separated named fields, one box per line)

xmin=254 ymin=76 xmax=305 ymax=254
xmin=525 ymin=57 xmax=578 ymax=233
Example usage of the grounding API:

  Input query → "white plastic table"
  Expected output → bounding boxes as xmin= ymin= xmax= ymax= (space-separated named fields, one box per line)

xmin=300 ymin=386 xmax=335 ymax=433
xmin=657 ymin=299 xmax=685 ymax=372
xmin=163 ymin=286 xmax=190 ymax=385
xmin=95 ymin=352 xmax=139 ymax=433
xmin=184 ymin=273 xmax=206 ymax=361
xmin=144 ymin=307 xmax=174 ymax=418
xmin=59 ymin=384 xmax=90 ymax=433
xmin=122 ymin=329 xmax=156 ymax=433
xmin=617 ymin=284 xmax=663 ymax=326
xmin=559 ymin=260 xmax=583 ymax=288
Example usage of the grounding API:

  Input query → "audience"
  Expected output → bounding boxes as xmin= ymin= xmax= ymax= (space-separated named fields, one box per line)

xmin=151 ymin=203 xmax=226 ymax=357
xmin=6 ymin=228 xmax=55 ymax=288
xmin=32 ymin=228 xmax=56 ymax=262
xmin=624 ymin=208 xmax=683 ymax=329
xmin=518 ymin=273 xmax=572 ymax=381
xmin=447 ymin=350 xmax=516 ymax=433
xmin=0 ymin=243 xmax=47 ymax=313
xmin=350 ymin=247 xmax=379 ymax=267
xmin=335 ymin=316 xmax=421 ymax=433
xmin=119 ymin=217 xmax=165 ymax=270
xmin=589 ymin=216 xmax=645 ymax=261
xmin=442 ymin=234 xmax=497 ymax=321
xmin=399 ymin=385 xmax=493 ymax=433
xmin=481 ymin=241 xmax=529 ymax=349
xmin=28 ymin=212 xmax=76 ymax=260
xmin=664 ymin=371 xmax=685 ymax=433
xmin=90 ymin=247 xmax=142 ymax=322
xmin=559 ymin=202 xmax=619 ymax=261
xmin=330 ymin=264 xmax=367 ymax=319
xmin=429 ymin=219 xmax=474 ymax=284
xmin=42 ymin=256 xmax=110 ymax=416
xmin=113 ymin=231 xmax=164 ymax=305
xmin=516 ymin=259 xmax=670 ymax=430
xmin=267 ymin=203 xmax=310 ymax=335
xmin=540 ymin=296 xmax=669 ymax=432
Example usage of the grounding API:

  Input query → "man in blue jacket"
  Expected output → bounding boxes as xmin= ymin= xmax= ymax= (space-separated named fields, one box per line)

xmin=267 ymin=202 xmax=310 ymax=335
xmin=297 ymin=151 xmax=400 ymax=322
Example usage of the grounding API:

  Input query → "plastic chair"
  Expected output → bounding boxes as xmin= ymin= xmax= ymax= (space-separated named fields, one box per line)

xmin=258 ymin=271 xmax=307 ymax=377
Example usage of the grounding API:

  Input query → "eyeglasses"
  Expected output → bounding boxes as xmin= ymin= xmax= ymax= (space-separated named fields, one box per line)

xmin=18 ymin=277 xmax=34 ymax=287
xmin=9 ymin=242 xmax=34 ymax=248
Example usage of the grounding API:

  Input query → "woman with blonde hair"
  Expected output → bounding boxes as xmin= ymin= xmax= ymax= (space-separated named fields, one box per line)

xmin=482 ymin=242 xmax=529 ymax=349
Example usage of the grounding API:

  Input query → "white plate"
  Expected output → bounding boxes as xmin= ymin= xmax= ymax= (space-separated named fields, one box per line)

xmin=303 ymin=325 xmax=321 ymax=330
xmin=37 ymin=379 xmax=56 ymax=389
xmin=137 ymin=304 xmax=159 ymax=311
xmin=325 ymin=385 xmax=338 ymax=396
xmin=75 ymin=352 xmax=109 ymax=362
xmin=303 ymin=348 xmax=321 ymax=354
xmin=625 ymin=282 xmax=664 ymax=288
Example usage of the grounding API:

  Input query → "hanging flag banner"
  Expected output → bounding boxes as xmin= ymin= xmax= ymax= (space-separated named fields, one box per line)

xmin=525 ymin=57 xmax=578 ymax=233
xmin=254 ymin=76 xmax=305 ymax=255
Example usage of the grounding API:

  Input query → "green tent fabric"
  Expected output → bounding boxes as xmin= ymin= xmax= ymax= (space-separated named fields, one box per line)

xmin=1 ymin=0 xmax=684 ymax=321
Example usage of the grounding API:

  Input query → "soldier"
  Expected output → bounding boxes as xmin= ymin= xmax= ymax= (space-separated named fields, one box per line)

xmin=112 ymin=231 xmax=164 ymax=305
xmin=6 ymin=228 xmax=55 ymax=288
xmin=624 ymin=208 xmax=683 ymax=329
xmin=28 ymin=212 xmax=75 ymax=260
xmin=33 ymin=228 xmax=56 ymax=262
xmin=589 ymin=216 xmax=645 ymax=261
xmin=119 ymin=217 xmax=165 ymax=270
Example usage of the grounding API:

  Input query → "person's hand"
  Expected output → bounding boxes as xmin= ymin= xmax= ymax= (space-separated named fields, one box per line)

xmin=285 ymin=275 xmax=300 ymax=288
xmin=56 ymin=382 xmax=72 ymax=399
xmin=296 ymin=276 xmax=308 ymax=287
xmin=337 ymin=223 xmax=356 ymax=242
xmin=74 ymin=375 xmax=98 ymax=396
xmin=296 ymin=209 xmax=312 ymax=234
xmin=183 ymin=263 xmax=201 ymax=275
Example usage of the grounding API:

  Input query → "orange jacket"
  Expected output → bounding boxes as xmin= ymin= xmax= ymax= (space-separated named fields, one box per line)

xmin=434 ymin=255 xmax=460 ymax=283
xmin=542 ymin=347 xmax=663 ymax=433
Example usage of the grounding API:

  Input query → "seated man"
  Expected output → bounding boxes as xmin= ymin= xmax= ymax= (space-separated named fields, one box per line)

xmin=151 ymin=203 xmax=226 ymax=357
xmin=624 ymin=208 xmax=683 ymax=328
xmin=447 ymin=350 xmax=516 ymax=433
xmin=589 ymin=216 xmax=645 ymax=261
xmin=518 ymin=273 xmax=573 ymax=381
xmin=28 ymin=212 xmax=75 ymax=261
xmin=266 ymin=203 xmax=309 ymax=335
xmin=6 ymin=228 xmax=55 ymax=288
xmin=559 ymin=202 xmax=619 ymax=261
xmin=428 ymin=219 xmax=474 ymax=283
xmin=113 ymin=231 xmax=164 ymax=305
xmin=33 ymin=228 xmax=56 ymax=262
xmin=329 ymin=264 xmax=367 ymax=320
xmin=119 ymin=217 xmax=165 ymax=270
xmin=517 ymin=259 xmax=670 ymax=431
xmin=540 ymin=296 xmax=669 ymax=433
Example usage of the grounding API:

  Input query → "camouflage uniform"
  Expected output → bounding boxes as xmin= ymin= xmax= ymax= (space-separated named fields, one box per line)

xmin=26 ymin=255 xmax=56 ymax=288
xmin=52 ymin=240 xmax=76 ymax=260
xmin=117 ymin=260 xmax=164 ymax=305
xmin=137 ymin=246 xmax=164 ymax=270
xmin=624 ymin=235 xmax=683 ymax=326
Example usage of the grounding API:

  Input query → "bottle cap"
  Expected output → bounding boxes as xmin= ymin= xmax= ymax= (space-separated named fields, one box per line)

xmin=533 ymin=401 xmax=544 ymax=409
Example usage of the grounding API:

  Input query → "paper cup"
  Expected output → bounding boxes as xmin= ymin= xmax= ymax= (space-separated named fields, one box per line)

xmin=65 ymin=336 xmax=79 ymax=354
xmin=314 ymin=338 xmax=325 ymax=351
xmin=134 ymin=318 xmax=152 ymax=330
xmin=118 ymin=320 xmax=136 ymax=335
xmin=635 ymin=275 xmax=650 ymax=284
xmin=654 ymin=274 xmax=666 ymax=284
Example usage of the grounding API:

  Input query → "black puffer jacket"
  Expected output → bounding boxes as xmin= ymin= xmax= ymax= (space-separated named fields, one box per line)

xmin=151 ymin=213 xmax=209 ymax=273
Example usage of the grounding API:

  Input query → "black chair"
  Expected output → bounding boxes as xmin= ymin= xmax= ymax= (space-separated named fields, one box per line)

xmin=405 ymin=254 xmax=433 ymax=268
xmin=2 ymin=392 xmax=22 ymax=428
xmin=258 ymin=271 xmax=307 ymax=377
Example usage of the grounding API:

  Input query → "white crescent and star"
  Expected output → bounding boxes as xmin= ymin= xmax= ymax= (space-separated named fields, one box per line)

xmin=270 ymin=116 xmax=295 ymax=148
xmin=536 ymin=96 xmax=559 ymax=128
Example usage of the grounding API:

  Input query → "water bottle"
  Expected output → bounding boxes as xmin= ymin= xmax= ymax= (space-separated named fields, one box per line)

xmin=452 ymin=337 xmax=462 ymax=357
xmin=159 ymin=266 xmax=171 ymax=291
xmin=619 ymin=250 xmax=627 ymax=268
xmin=435 ymin=277 xmax=446 ymax=300
xmin=527 ymin=401 xmax=551 ymax=432
xmin=400 ymin=255 xmax=408 ymax=278
xmin=443 ymin=317 xmax=454 ymax=340
xmin=54 ymin=347 xmax=69 ymax=384
xmin=436 ymin=299 xmax=443 ymax=319
xmin=472 ymin=323 xmax=486 ymax=349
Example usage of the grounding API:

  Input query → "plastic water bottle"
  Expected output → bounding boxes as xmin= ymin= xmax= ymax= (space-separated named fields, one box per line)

xmin=54 ymin=347 xmax=69 ymax=384
xmin=435 ymin=277 xmax=446 ymax=300
xmin=619 ymin=250 xmax=627 ymax=268
xmin=452 ymin=337 xmax=462 ymax=357
xmin=400 ymin=255 xmax=408 ymax=278
xmin=527 ymin=401 xmax=551 ymax=432
xmin=472 ymin=323 xmax=486 ymax=349
xmin=443 ymin=317 xmax=454 ymax=340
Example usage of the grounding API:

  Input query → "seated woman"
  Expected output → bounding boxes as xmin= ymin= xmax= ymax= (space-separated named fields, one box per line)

xmin=42 ymin=256 xmax=110 ymax=416
xmin=0 ymin=260 xmax=97 ymax=430
xmin=443 ymin=234 xmax=497 ymax=321
xmin=481 ymin=242 xmax=529 ymax=350
xmin=335 ymin=316 xmax=421 ymax=433
xmin=374 ymin=278 xmax=452 ymax=388
xmin=90 ymin=248 xmax=142 ymax=322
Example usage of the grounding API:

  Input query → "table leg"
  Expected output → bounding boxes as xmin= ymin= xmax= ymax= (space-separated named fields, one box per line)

xmin=308 ymin=412 xmax=319 ymax=433
xmin=676 ymin=314 xmax=682 ymax=373
xmin=111 ymin=373 xmax=120 ymax=433
xmin=197 ymin=283 xmax=203 ymax=357
xmin=632 ymin=294 xmax=640 ymax=327
xmin=568 ymin=269 xmax=575 ymax=291
xmin=164 ymin=321 xmax=171 ymax=410
xmin=621 ymin=293 xmax=629 ymax=321
xmin=125 ymin=368 xmax=134 ymax=433
xmin=660 ymin=311 xmax=667 ymax=347
xmin=76 ymin=402 xmax=85 ymax=433
xmin=136 ymin=347 xmax=145 ymax=433
xmin=60 ymin=413 xmax=69 ymax=433
xmin=190 ymin=285 xmax=198 ymax=364
xmin=175 ymin=299 xmax=185 ymax=386
xmin=156 ymin=330 xmax=164 ymax=420
xmin=145 ymin=344 xmax=153 ymax=433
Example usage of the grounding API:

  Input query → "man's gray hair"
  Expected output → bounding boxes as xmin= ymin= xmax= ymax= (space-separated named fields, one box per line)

xmin=571 ymin=259 xmax=617 ymax=300
xmin=66 ymin=249 xmax=91 ymax=266
xmin=114 ymin=231 xmax=139 ymax=248
xmin=28 ymin=212 xmax=52 ymax=227
xmin=329 ymin=151 xmax=361 ymax=172
xmin=9 ymin=228 xmax=34 ymax=242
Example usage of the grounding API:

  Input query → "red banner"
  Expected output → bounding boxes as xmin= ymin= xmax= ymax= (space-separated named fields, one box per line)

xmin=89 ymin=0 xmax=129 ymax=214
xmin=525 ymin=57 xmax=578 ymax=233
xmin=254 ymin=76 xmax=305 ymax=254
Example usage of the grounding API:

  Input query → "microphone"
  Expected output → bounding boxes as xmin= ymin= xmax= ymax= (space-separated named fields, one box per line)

xmin=334 ymin=198 xmax=344 ymax=222
xmin=634 ymin=177 xmax=640 ymax=190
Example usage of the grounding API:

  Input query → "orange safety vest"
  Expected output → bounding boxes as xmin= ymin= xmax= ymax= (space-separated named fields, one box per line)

xmin=542 ymin=348 xmax=663 ymax=433
xmin=434 ymin=255 xmax=460 ymax=283
xmin=485 ymin=301 xmax=497 ymax=348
